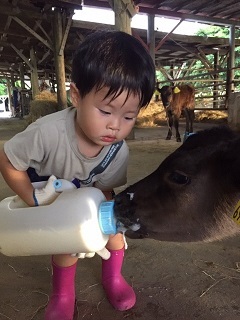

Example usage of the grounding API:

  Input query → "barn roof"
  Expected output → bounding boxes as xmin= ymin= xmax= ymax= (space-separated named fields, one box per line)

xmin=89 ymin=0 xmax=240 ymax=26
xmin=0 ymin=0 xmax=240 ymax=79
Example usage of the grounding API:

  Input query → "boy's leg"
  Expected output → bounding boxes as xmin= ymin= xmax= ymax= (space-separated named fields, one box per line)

xmin=45 ymin=255 xmax=78 ymax=320
xmin=102 ymin=234 xmax=136 ymax=311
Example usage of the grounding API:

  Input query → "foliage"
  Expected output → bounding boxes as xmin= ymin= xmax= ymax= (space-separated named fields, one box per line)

xmin=196 ymin=26 xmax=229 ymax=38
xmin=0 ymin=79 xmax=7 ymax=95
xmin=156 ymin=69 xmax=166 ymax=82
xmin=0 ymin=79 xmax=23 ymax=96
xmin=196 ymin=26 xmax=240 ymax=38
xmin=197 ymin=26 xmax=240 ymax=91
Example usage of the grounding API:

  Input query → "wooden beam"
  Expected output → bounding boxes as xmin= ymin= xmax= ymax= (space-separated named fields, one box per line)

xmin=53 ymin=8 xmax=67 ymax=109
xmin=59 ymin=10 xmax=74 ymax=56
xmin=131 ymin=31 xmax=148 ymax=50
xmin=197 ymin=47 xmax=214 ymax=70
xmin=71 ymin=20 xmax=240 ymax=46
xmin=30 ymin=0 xmax=82 ymax=10
xmin=11 ymin=16 xmax=53 ymax=51
xmin=157 ymin=66 xmax=173 ymax=81
xmin=38 ymin=50 xmax=51 ymax=64
xmin=10 ymin=44 xmax=33 ymax=70
xmin=155 ymin=19 xmax=184 ymax=51
xmin=0 ymin=4 xmax=49 ymax=20
xmin=35 ymin=21 xmax=52 ymax=44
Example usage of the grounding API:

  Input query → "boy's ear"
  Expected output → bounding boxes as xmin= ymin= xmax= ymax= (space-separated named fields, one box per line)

xmin=70 ymin=82 xmax=80 ymax=108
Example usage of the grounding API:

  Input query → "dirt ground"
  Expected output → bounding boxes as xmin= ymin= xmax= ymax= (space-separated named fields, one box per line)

xmin=0 ymin=118 xmax=240 ymax=320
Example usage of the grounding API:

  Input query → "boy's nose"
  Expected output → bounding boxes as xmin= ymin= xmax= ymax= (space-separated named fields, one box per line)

xmin=108 ymin=119 xmax=120 ymax=131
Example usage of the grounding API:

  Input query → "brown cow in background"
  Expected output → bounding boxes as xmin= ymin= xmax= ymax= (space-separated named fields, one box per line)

xmin=158 ymin=84 xmax=195 ymax=142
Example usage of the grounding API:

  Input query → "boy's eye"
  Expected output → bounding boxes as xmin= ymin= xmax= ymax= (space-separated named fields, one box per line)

xmin=125 ymin=116 xmax=134 ymax=121
xmin=99 ymin=109 xmax=111 ymax=115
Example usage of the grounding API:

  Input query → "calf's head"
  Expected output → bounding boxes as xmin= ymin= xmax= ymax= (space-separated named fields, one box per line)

xmin=159 ymin=85 xmax=173 ymax=108
xmin=114 ymin=126 xmax=240 ymax=242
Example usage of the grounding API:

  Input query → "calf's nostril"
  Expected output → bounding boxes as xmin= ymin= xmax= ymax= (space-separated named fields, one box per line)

xmin=127 ymin=192 xmax=134 ymax=200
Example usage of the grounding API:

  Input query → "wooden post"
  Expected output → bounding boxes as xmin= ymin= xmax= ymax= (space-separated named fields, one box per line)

xmin=30 ymin=47 xmax=39 ymax=99
xmin=19 ymin=63 xmax=25 ymax=90
xmin=226 ymin=25 xmax=235 ymax=107
xmin=6 ymin=78 xmax=13 ymax=115
xmin=113 ymin=0 xmax=138 ymax=140
xmin=53 ymin=8 xmax=67 ymax=110
xmin=213 ymin=50 xmax=219 ymax=108
xmin=9 ymin=72 xmax=15 ymax=116
xmin=113 ymin=0 xmax=132 ymax=34
xmin=10 ymin=72 xmax=15 ymax=88
xmin=170 ymin=63 xmax=174 ymax=86
xmin=147 ymin=14 xmax=155 ymax=63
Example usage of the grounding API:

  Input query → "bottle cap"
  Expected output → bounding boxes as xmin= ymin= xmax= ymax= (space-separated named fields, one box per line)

xmin=99 ymin=201 xmax=117 ymax=234
xmin=53 ymin=180 xmax=62 ymax=190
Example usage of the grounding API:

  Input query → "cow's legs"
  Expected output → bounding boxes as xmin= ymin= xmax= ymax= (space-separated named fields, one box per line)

xmin=189 ymin=109 xmax=195 ymax=133
xmin=165 ymin=109 xmax=173 ymax=140
xmin=184 ymin=109 xmax=195 ymax=133
xmin=173 ymin=115 xmax=181 ymax=142
xmin=184 ymin=108 xmax=190 ymax=133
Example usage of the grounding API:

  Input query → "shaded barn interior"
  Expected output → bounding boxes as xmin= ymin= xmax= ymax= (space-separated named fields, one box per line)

xmin=0 ymin=0 xmax=240 ymax=113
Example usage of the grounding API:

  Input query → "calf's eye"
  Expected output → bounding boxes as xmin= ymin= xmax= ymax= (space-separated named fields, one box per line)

xmin=168 ymin=171 xmax=190 ymax=185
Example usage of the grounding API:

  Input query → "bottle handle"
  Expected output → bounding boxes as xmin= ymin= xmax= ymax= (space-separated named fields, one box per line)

xmin=96 ymin=247 xmax=111 ymax=260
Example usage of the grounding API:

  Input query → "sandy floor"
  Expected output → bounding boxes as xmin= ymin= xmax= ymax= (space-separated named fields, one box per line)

xmin=0 ymin=118 xmax=240 ymax=320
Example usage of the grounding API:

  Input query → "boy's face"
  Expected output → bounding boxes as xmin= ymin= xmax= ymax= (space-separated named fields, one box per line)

xmin=71 ymin=83 xmax=140 ymax=147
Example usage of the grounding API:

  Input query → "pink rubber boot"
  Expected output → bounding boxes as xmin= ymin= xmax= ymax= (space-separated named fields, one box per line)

xmin=102 ymin=247 xmax=136 ymax=311
xmin=44 ymin=260 xmax=77 ymax=320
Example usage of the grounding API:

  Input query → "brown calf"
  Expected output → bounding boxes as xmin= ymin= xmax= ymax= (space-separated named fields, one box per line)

xmin=158 ymin=84 xmax=195 ymax=142
xmin=114 ymin=126 xmax=240 ymax=243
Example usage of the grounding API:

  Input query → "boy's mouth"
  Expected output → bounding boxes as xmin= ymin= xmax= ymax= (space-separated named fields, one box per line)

xmin=101 ymin=136 xmax=116 ymax=143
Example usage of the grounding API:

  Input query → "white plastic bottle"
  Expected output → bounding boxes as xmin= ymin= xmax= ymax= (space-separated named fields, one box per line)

xmin=0 ymin=187 xmax=116 ymax=257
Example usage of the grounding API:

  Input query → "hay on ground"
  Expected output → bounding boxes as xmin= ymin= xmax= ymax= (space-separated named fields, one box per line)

xmin=26 ymin=91 xmax=58 ymax=125
xmin=136 ymin=100 xmax=228 ymax=127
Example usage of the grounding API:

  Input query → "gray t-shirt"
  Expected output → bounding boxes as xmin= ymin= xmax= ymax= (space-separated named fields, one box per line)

xmin=4 ymin=107 xmax=129 ymax=190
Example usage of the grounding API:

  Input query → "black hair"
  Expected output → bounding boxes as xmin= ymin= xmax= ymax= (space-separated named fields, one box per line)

xmin=71 ymin=30 xmax=155 ymax=109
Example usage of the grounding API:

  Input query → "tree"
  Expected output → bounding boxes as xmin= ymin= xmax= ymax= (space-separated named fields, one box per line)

xmin=196 ymin=25 xmax=240 ymax=91
xmin=0 ymin=79 xmax=7 ymax=95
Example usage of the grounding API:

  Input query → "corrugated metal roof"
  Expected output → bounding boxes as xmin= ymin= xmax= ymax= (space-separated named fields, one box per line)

xmin=87 ymin=0 xmax=240 ymax=26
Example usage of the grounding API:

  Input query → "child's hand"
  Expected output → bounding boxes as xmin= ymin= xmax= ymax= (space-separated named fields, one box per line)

xmin=71 ymin=248 xmax=110 ymax=260
xmin=33 ymin=175 xmax=59 ymax=206
xmin=11 ymin=195 xmax=28 ymax=209
xmin=71 ymin=252 xmax=96 ymax=259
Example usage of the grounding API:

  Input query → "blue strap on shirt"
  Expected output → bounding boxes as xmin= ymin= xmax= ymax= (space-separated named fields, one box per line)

xmin=74 ymin=140 xmax=124 ymax=187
